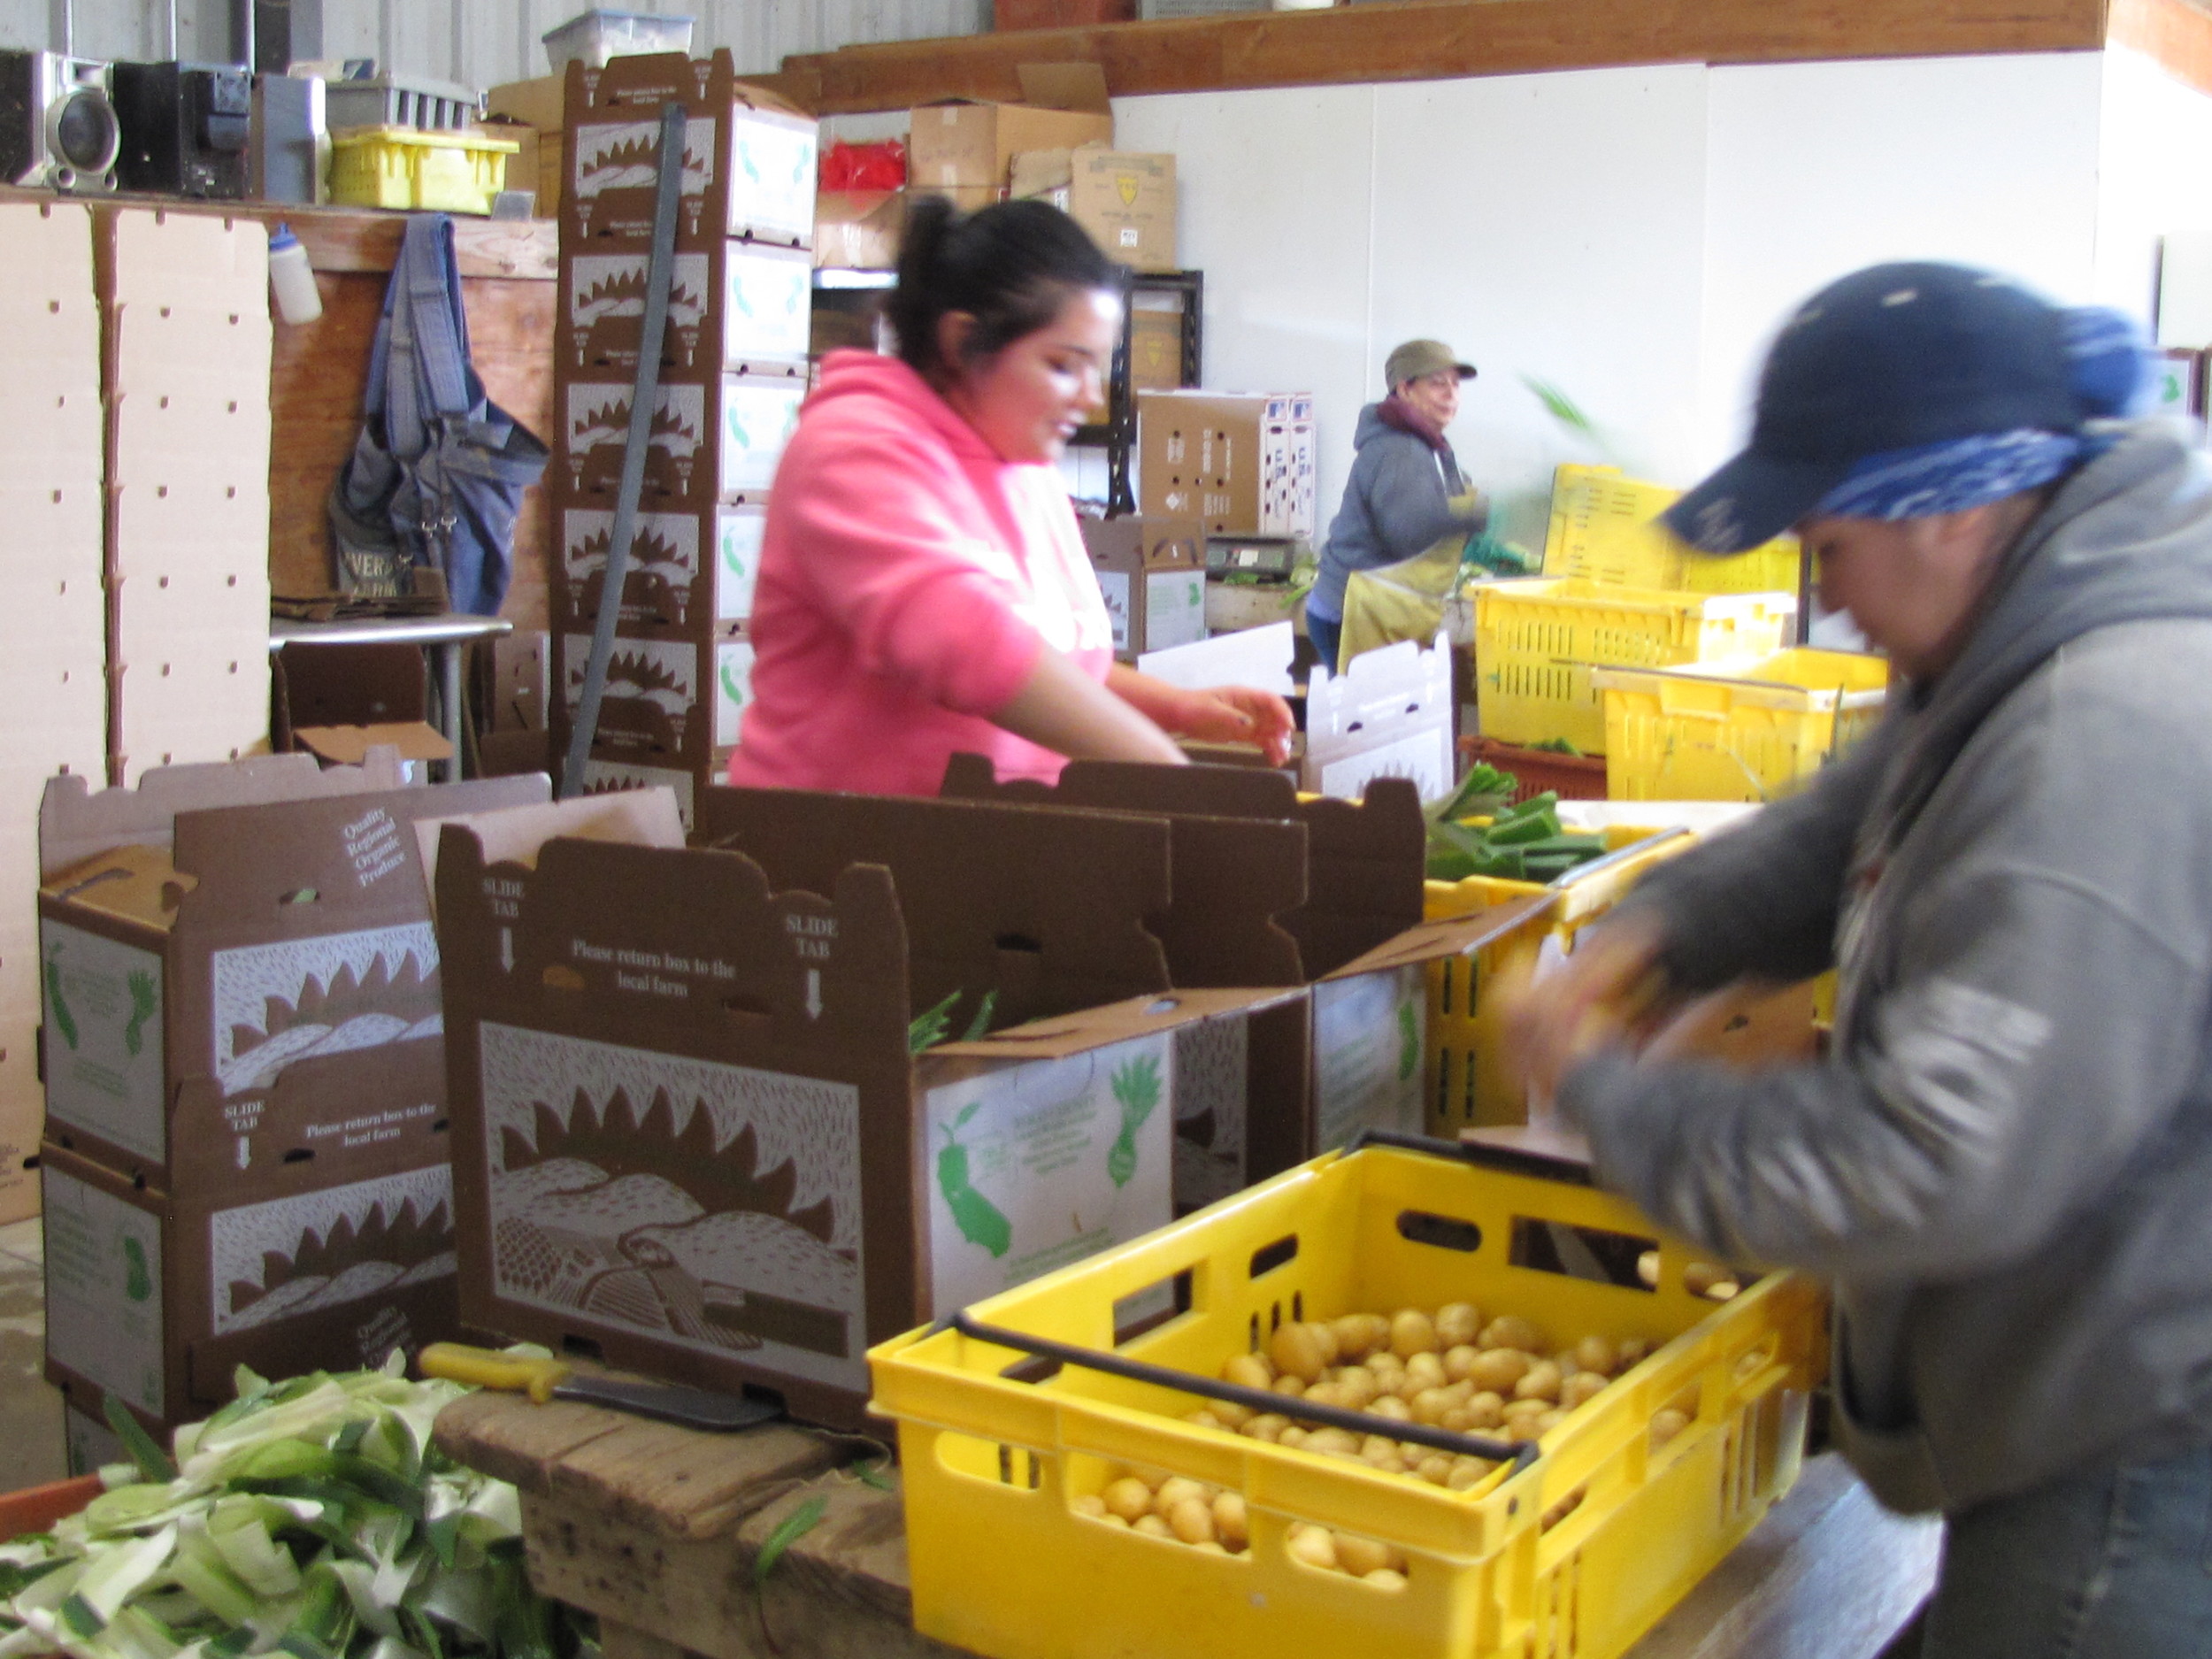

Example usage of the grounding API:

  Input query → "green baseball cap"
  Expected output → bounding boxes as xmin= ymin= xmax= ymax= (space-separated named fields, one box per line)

xmin=1385 ymin=339 xmax=1477 ymax=390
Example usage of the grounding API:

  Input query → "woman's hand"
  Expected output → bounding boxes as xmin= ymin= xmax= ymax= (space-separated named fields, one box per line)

xmin=1105 ymin=665 xmax=1296 ymax=765
xmin=1170 ymin=685 xmax=1297 ymax=765
xmin=1501 ymin=910 xmax=1671 ymax=1103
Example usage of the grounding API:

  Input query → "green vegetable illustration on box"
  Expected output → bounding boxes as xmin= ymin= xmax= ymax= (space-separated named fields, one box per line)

xmin=720 ymin=660 xmax=749 ymax=709
xmin=122 ymin=1236 xmax=152 ymax=1302
xmin=1107 ymin=1054 xmax=1162 ymax=1188
xmin=124 ymin=971 xmax=157 ymax=1057
xmin=937 ymin=1100 xmax=1012 ymax=1258
xmin=44 ymin=941 xmax=79 ymax=1052
xmin=1398 ymin=1000 xmax=1420 ymax=1083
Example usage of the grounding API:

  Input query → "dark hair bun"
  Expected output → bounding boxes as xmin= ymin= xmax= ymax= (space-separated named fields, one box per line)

xmin=887 ymin=196 xmax=1120 ymax=382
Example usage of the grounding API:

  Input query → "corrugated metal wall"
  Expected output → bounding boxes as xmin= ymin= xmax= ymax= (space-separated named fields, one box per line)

xmin=0 ymin=0 xmax=984 ymax=85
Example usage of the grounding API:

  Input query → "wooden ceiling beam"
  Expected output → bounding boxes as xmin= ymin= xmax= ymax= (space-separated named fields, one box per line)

xmin=770 ymin=0 xmax=2109 ymax=115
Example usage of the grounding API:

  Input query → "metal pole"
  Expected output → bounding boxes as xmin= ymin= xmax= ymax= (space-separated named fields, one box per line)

xmin=559 ymin=101 xmax=688 ymax=800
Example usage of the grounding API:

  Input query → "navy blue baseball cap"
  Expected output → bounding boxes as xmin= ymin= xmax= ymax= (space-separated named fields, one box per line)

xmin=1663 ymin=264 xmax=2083 ymax=554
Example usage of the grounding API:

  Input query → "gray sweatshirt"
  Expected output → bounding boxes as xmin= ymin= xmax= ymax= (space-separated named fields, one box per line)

xmin=1561 ymin=426 xmax=2212 ymax=1515
xmin=1311 ymin=404 xmax=1480 ymax=622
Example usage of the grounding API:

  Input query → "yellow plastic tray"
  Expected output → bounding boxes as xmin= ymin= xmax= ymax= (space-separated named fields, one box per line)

xmin=870 ymin=1140 xmax=1825 ymax=1659
xmin=1596 ymin=648 xmax=1890 ymax=803
xmin=1473 ymin=580 xmax=1794 ymax=756
xmin=1422 ymin=826 xmax=1696 ymax=1136
xmin=1542 ymin=464 xmax=1802 ymax=595
xmin=328 ymin=126 xmax=518 ymax=215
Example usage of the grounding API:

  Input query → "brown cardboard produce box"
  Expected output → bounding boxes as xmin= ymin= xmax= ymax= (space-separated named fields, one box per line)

xmin=42 ymin=1123 xmax=459 ymax=1425
xmin=1137 ymin=390 xmax=1317 ymax=537
xmin=1131 ymin=296 xmax=1190 ymax=391
xmin=433 ymin=788 xmax=1290 ymax=1428
xmin=813 ymin=190 xmax=904 ymax=270
xmin=1081 ymin=516 xmax=1207 ymax=661
xmin=565 ymin=51 xmax=816 ymax=252
xmin=939 ymin=759 xmax=1550 ymax=1209
xmin=37 ymin=762 xmax=549 ymax=1191
xmin=1011 ymin=146 xmax=1177 ymax=272
xmin=908 ymin=101 xmax=1112 ymax=194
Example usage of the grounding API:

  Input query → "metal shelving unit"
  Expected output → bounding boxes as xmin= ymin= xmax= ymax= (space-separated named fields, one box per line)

xmin=1074 ymin=268 xmax=1202 ymax=513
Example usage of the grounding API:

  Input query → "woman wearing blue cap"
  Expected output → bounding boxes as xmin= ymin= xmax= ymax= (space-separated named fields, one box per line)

xmin=1509 ymin=263 xmax=2212 ymax=1655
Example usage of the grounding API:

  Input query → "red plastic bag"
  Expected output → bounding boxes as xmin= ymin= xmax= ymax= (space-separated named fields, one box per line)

xmin=820 ymin=139 xmax=907 ymax=191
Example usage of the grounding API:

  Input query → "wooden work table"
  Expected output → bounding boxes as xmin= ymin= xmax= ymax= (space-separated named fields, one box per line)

xmin=434 ymin=1378 xmax=1940 ymax=1659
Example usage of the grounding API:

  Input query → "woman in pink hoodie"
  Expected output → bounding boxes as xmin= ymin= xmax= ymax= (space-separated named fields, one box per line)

xmin=727 ymin=198 xmax=1294 ymax=797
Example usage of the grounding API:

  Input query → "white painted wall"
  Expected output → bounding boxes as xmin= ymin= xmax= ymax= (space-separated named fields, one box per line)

xmin=1118 ymin=48 xmax=2183 ymax=551
xmin=2096 ymin=45 xmax=2212 ymax=335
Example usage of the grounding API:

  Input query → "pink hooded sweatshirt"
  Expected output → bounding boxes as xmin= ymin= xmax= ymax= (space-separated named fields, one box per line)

xmin=726 ymin=350 xmax=1114 ymax=797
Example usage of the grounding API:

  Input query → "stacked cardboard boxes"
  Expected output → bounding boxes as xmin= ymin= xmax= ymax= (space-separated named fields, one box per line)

xmin=0 ymin=202 xmax=110 ymax=1225
xmin=1138 ymin=390 xmax=1317 ymax=538
xmin=37 ymin=754 xmax=548 ymax=1435
xmin=549 ymin=51 xmax=818 ymax=828
xmin=101 ymin=209 xmax=275 ymax=785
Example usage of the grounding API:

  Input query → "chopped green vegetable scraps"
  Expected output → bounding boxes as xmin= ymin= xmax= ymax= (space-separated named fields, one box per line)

xmin=1424 ymin=780 xmax=1609 ymax=886
xmin=0 ymin=1356 xmax=594 ymax=1659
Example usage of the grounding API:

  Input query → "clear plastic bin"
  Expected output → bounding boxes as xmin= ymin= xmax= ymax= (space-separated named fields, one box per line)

xmin=541 ymin=10 xmax=698 ymax=72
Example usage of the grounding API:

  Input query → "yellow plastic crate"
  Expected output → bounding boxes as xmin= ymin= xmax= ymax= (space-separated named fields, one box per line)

xmin=1543 ymin=465 xmax=1802 ymax=596
xmin=1424 ymin=826 xmax=1696 ymax=1136
xmin=871 ymin=1139 xmax=1824 ymax=1659
xmin=1472 ymin=579 xmax=1795 ymax=756
xmin=328 ymin=126 xmax=518 ymax=215
xmin=1596 ymin=648 xmax=1890 ymax=803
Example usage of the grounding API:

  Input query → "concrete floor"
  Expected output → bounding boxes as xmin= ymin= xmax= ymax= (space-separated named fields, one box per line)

xmin=0 ymin=1217 xmax=65 ymax=1494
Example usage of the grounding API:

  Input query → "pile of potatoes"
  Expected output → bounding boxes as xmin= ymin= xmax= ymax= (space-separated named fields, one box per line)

xmin=1073 ymin=1470 xmax=1412 ymax=1587
xmin=1075 ymin=1302 xmax=1709 ymax=1576
xmin=1202 ymin=1303 xmax=1678 ymax=1468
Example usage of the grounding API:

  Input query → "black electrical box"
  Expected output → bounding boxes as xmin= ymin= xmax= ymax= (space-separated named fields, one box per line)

xmin=112 ymin=61 xmax=250 ymax=199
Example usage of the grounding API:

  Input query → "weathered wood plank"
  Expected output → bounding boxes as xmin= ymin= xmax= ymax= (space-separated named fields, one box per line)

xmin=545 ymin=1417 xmax=842 ymax=1540
xmin=433 ymin=1389 xmax=630 ymax=1495
xmin=774 ymin=0 xmax=2108 ymax=113
xmin=733 ymin=1475 xmax=956 ymax=1659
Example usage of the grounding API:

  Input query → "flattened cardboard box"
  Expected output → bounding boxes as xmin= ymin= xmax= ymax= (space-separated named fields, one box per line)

xmin=38 ymin=769 xmax=549 ymax=1191
xmin=564 ymin=51 xmax=816 ymax=252
xmin=43 ymin=1129 xmax=458 ymax=1425
xmin=434 ymin=790 xmax=1288 ymax=1428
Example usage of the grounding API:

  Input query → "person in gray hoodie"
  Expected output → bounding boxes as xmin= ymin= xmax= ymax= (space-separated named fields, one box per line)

xmin=1509 ymin=263 xmax=2212 ymax=1657
xmin=1308 ymin=339 xmax=1486 ymax=672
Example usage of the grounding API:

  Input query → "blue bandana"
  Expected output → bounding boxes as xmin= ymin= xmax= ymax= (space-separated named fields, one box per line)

xmin=1809 ymin=305 xmax=2153 ymax=523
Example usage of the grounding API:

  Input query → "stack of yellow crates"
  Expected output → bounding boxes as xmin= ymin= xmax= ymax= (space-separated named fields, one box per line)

xmin=1474 ymin=464 xmax=1882 ymax=804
